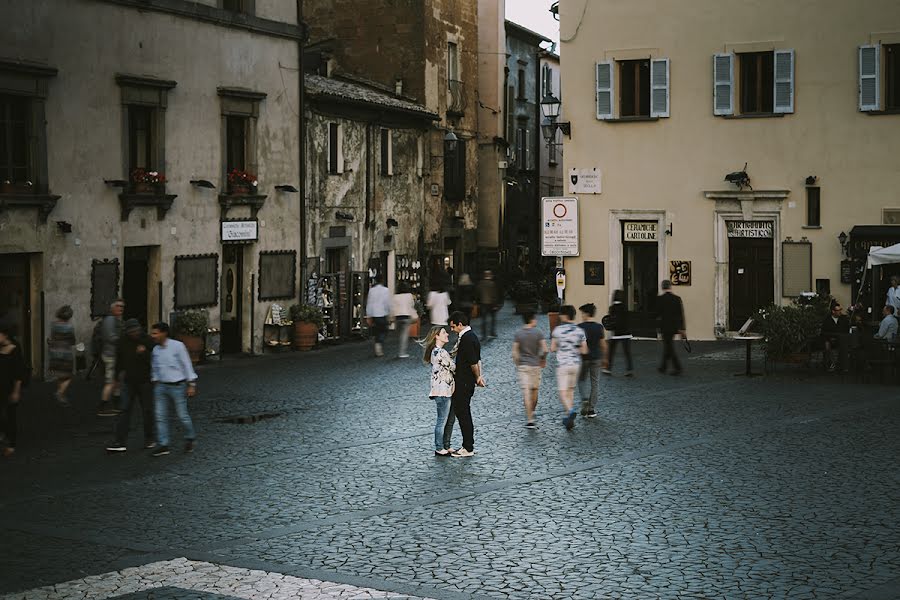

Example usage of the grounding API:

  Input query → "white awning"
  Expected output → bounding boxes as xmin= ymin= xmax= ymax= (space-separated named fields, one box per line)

xmin=866 ymin=243 xmax=900 ymax=268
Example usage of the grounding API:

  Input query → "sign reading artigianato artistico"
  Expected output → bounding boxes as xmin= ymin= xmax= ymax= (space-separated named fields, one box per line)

xmin=542 ymin=197 xmax=579 ymax=256
xmin=727 ymin=220 xmax=773 ymax=238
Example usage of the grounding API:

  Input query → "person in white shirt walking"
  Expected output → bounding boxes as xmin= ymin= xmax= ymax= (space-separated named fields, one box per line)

xmin=426 ymin=284 xmax=451 ymax=327
xmin=366 ymin=275 xmax=392 ymax=357
xmin=550 ymin=305 xmax=588 ymax=431
xmin=149 ymin=322 xmax=198 ymax=457
xmin=392 ymin=282 xmax=417 ymax=359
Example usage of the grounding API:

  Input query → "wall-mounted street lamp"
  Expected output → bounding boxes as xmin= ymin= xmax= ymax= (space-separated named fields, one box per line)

xmin=838 ymin=231 xmax=848 ymax=257
xmin=540 ymin=94 xmax=571 ymax=144
xmin=189 ymin=179 xmax=216 ymax=189
xmin=444 ymin=130 xmax=458 ymax=152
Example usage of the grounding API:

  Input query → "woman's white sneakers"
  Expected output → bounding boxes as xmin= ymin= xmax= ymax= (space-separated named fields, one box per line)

xmin=451 ymin=448 xmax=474 ymax=457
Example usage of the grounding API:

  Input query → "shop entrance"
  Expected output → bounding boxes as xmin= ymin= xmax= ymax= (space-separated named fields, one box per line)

xmin=123 ymin=246 xmax=150 ymax=326
xmin=0 ymin=254 xmax=31 ymax=363
xmin=728 ymin=236 xmax=774 ymax=330
xmin=221 ymin=245 xmax=244 ymax=354
xmin=623 ymin=241 xmax=659 ymax=337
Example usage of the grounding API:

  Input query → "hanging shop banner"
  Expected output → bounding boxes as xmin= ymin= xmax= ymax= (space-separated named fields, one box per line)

xmin=623 ymin=221 xmax=658 ymax=242
xmin=727 ymin=221 xmax=773 ymax=238
xmin=221 ymin=219 xmax=258 ymax=243
xmin=542 ymin=197 xmax=579 ymax=256
xmin=568 ymin=167 xmax=602 ymax=194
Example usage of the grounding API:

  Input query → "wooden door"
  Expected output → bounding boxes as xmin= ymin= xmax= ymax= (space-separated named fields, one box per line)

xmin=729 ymin=238 xmax=774 ymax=330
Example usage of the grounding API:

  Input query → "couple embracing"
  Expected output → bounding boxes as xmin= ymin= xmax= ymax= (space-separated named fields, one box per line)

xmin=423 ymin=312 xmax=485 ymax=458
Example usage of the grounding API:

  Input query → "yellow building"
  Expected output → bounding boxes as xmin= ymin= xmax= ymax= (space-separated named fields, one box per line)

xmin=558 ymin=0 xmax=900 ymax=338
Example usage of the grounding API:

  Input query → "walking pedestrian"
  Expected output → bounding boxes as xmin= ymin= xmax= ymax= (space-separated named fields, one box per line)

xmin=0 ymin=323 xmax=26 ymax=457
xmin=550 ymin=305 xmax=587 ymax=431
xmin=604 ymin=289 xmax=634 ymax=376
xmin=105 ymin=319 xmax=155 ymax=452
xmin=97 ymin=299 xmax=125 ymax=417
xmin=456 ymin=273 xmax=475 ymax=321
xmin=577 ymin=304 xmax=607 ymax=419
xmin=48 ymin=305 xmax=76 ymax=407
xmin=447 ymin=311 xmax=484 ymax=457
xmin=656 ymin=280 xmax=686 ymax=375
xmin=149 ymin=322 xmax=198 ymax=457
xmin=475 ymin=271 xmax=500 ymax=339
xmin=366 ymin=275 xmax=392 ymax=357
xmin=423 ymin=326 xmax=455 ymax=456
xmin=392 ymin=282 xmax=417 ymax=359
xmin=426 ymin=284 xmax=451 ymax=327
xmin=512 ymin=311 xmax=546 ymax=429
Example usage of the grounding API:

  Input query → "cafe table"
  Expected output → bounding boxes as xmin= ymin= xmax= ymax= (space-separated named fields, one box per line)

xmin=733 ymin=335 xmax=765 ymax=377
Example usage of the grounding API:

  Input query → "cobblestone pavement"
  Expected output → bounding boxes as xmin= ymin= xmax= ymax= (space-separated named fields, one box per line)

xmin=1 ymin=308 xmax=899 ymax=599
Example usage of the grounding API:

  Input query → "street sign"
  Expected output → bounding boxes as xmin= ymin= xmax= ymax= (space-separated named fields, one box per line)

xmin=221 ymin=219 xmax=259 ymax=243
xmin=568 ymin=168 xmax=601 ymax=194
xmin=541 ymin=196 xmax=579 ymax=257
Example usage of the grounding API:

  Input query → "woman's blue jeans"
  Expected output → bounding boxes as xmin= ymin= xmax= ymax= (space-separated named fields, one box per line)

xmin=433 ymin=396 xmax=452 ymax=451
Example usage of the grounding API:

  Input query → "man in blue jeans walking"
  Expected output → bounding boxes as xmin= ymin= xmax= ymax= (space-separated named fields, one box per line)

xmin=149 ymin=322 xmax=198 ymax=456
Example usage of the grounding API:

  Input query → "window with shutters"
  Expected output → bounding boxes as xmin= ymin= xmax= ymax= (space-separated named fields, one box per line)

xmin=225 ymin=115 xmax=246 ymax=173
xmin=714 ymin=50 xmax=794 ymax=116
xmin=0 ymin=95 xmax=31 ymax=185
xmin=596 ymin=57 xmax=669 ymax=120
xmin=541 ymin=64 xmax=553 ymax=97
xmin=886 ymin=44 xmax=900 ymax=110
xmin=380 ymin=128 xmax=392 ymax=176
xmin=806 ymin=186 xmax=820 ymax=227
xmin=328 ymin=122 xmax=343 ymax=175
xmin=443 ymin=138 xmax=466 ymax=202
xmin=517 ymin=68 xmax=527 ymax=100
xmin=739 ymin=52 xmax=774 ymax=114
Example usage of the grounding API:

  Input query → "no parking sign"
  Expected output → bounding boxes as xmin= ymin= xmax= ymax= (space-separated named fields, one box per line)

xmin=541 ymin=197 xmax=579 ymax=257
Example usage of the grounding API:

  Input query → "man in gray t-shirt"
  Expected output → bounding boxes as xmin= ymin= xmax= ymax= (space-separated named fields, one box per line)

xmin=512 ymin=311 xmax=547 ymax=428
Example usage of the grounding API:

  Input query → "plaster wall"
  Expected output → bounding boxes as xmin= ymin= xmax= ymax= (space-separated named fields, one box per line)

xmin=559 ymin=0 xmax=900 ymax=339
xmin=0 ymin=0 xmax=301 ymax=364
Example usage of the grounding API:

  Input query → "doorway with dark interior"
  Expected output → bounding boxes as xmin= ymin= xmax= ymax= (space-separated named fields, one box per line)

xmin=0 ymin=254 xmax=31 ymax=365
xmin=623 ymin=240 xmax=659 ymax=338
xmin=123 ymin=247 xmax=150 ymax=326
xmin=221 ymin=245 xmax=244 ymax=354
xmin=728 ymin=237 xmax=774 ymax=330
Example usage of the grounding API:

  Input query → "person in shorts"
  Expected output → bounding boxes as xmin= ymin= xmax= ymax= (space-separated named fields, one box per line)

xmin=512 ymin=311 xmax=547 ymax=429
xmin=98 ymin=299 xmax=124 ymax=417
xmin=550 ymin=305 xmax=587 ymax=431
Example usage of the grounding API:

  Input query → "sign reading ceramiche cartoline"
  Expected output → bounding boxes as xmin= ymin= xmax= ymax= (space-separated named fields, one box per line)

xmin=542 ymin=197 xmax=579 ymax=256
xmin=623 ymin=222 xmax=658 ymax=242
xmin=727 ymin=220 xmax=773 ymax=238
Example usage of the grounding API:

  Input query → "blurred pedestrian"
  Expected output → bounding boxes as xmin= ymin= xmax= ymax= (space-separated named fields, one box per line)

xmin=550 ymin=305 xmax=587 ymax=431
xmin=605 ymin=289 xmax=634 ymax=376
xmin=0 ymin=323 xmax=26 ymax=457
xmin=456 ymin=273 xmax=475 ymax=321
xmin=150 ymin=322 xmax=198 ymax=457
xmin=423 ymin=325 xmax=455 ymax=456
xmin=427 ymin=283 xmax=451 ymax=327
xmin=392 ymin=282 xmax=416 ymax=359
xmin=105 ymin=319 xmax=155 ymax=453
xmin=656 ymin=280 xmax=686 ymax=375
xmin=366 ymin=275 xmax=392 ymax=357
xmin=48 ymin=305 xmax=76 ymax=407
xmin=97 ymin=299 xmax=125 ymax=417
xmin=475 ymin=270 xmax=500 ymax=339
xmin=448 ymin=311 xmax=484 ymax=457
xmin=512 ymin=310 xmax=546 ymax=429
xmin=578 ymin=303 xmax=607 ymax=419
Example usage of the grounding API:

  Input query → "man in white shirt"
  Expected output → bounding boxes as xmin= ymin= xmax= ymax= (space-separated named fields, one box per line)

xmin=366 ymin=275 xmax=392 ymax=357
xmin=149 ymin=321 xmax=198 ymax=456
xmin=886 ymin=277 xmax=900 ymax=314
xmin=874 ymin=305 xmax=899 ymax=341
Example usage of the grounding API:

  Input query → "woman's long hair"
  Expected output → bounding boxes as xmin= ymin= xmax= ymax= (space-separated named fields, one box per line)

xmin=421 ymin=325 xmax=446 ymax=365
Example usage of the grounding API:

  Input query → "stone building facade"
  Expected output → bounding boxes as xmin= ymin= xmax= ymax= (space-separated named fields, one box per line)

xmin=0 ymin=0 xmax=305 ymax=371
xmin=560 ymin=0 xmax=900 ymax=338
xmin=301 ymin=0 xmax=480 ymax=285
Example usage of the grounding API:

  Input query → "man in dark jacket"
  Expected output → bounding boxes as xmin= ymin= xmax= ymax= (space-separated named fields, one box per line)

xmin=821 ymin=301 xmax=850 ymax=371
xmin=656 ymin=280 xmax=686 ymax=375
xmin=106 ymin=319 xmax=155 ymax=452
xmin=447 ymin=311 xmax=485 ymax=457
xmin=475 ymin=270 xmax=501 ymax=339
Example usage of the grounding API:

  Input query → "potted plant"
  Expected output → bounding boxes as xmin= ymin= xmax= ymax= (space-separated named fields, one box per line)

xmin=227 ymin=169 xmax=258 ymax=195
xmin=174 ymin=309 xmax=208 ymax=364
xmin=755 ymin=295 xmax=831 ymax=362
xmin=1 ymin=179 xmax=33 ymax=194
xmin=510 ymin=280 xmax=539 ymax=315
xmin=131 ymin=169 xmax=166 ymax=194
xmin=289 ymin=304 xmax=323 ymax=351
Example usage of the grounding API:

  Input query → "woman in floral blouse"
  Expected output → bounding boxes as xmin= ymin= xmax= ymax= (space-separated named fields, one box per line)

xmin=423 ymin=326 xmax=455 ymax=456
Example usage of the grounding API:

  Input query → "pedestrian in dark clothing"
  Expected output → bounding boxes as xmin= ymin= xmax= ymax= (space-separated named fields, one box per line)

xmin=605 ymin=289 xmax=634 ymax=376
xmin=106 ymin=319 xmax=156 ymax=452
xmin=578 ymin=303 xmax=607 ymax=418
xmin=456 ymin=273 xmax=476 ymax=321
xmin=475 ymin=270 xmax=501 ymax=339
xmin=0 ymin=323 xmax=26 ymax=457
xmin=447 ymin=311 xmax=485 ymax=457
xmin=821 ymin=301 xmax=850 ymax=372
xmin=656 ymin=280 xmax=686 ymax=375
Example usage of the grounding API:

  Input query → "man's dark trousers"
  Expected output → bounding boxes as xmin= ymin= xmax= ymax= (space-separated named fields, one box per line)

xmin=660 ymin=332 xmax=681 ymax=372
xmin=115 ymin=381 xmax=155 ymax=445
xmin=481 ymin=308 xmax=497 ymax=339
xmin=451 ymin=384 xmax=475 ymax=452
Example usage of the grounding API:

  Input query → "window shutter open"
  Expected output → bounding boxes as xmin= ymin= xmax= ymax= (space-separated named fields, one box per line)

xmin=774 ymin=49 xmax=795 ymax=113
xmin=713 ymin=53 xmax=734 ymax=115
xmin=650 ymin=58 xmax=670 ymax=117
xmin=859 ymin=44 xmax=880 ymax=111
xmin=596 ymin=61 xmax=613 ymax=120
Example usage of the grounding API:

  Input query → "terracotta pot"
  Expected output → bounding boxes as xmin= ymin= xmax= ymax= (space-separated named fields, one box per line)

xmin=548 ymin=311 xmax=560 ymax=332
xmin=293 ymin=321 xmax=318 ymax=351
xmin=408 ymin=321 xmax=420 ymax=338
xmin=178 ymin=334 xmax=205 ymax=364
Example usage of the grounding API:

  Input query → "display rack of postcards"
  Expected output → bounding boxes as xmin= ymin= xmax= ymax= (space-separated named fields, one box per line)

xmin=395 ymin=255 xmax=424 ymax=298
xmin=350 ymin=271 xmax=368 ymax=337
xmin=263 ymin=303 xmax=292 ymax=352
xmin=317 ymin=273 xmax=341 ymax=341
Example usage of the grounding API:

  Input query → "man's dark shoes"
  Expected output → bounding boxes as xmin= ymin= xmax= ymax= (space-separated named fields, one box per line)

xmin=152 ymin=446 xmax=171 ymax=457
xmin=184 ymin=440 xmax=196 ymax=453
xmin=564 ymin=411 xmax=576 ymax=430
xmin=525 ymin=422 xmax=537 ymax=429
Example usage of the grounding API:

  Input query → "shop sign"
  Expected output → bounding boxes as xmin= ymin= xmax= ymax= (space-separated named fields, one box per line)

xmin=623 ymin=221 xmax=658 ymax=242
xmin=669 ymin=260 xmax=691 ymax=285
xmin=541 ymin=196 xmax=579 ymax=256
xmin=727 ymin=220 xmax=773 ymax=238
xmin=568 ymin=167 xmax=602 ymax=194
xmin=221 ymin=219 xmax=258 ymax=243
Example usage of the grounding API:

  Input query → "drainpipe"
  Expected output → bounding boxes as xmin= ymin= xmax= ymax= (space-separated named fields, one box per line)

xmin=534 ymin=49 xmax=542 ymax=266
xmin=365 ymin=124 xmax=372 ymax=228
xmin=297 ymin=0 xmax=307 ymax=298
